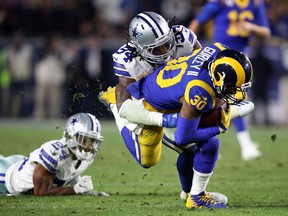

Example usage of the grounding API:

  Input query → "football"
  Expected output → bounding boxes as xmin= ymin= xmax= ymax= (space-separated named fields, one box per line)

xmin=198 ymin=98 xmax=227 ymax=127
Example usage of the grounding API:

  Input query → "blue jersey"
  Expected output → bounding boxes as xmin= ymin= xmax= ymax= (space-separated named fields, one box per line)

xmin=196 ymin=0 xmax=269 ymax=51
xmin=127 ymin=43 xmax=228 ymax=114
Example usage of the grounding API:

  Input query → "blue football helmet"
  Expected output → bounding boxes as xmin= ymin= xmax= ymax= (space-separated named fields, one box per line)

xmin=208 ymin=49 xmax=253 ymax=105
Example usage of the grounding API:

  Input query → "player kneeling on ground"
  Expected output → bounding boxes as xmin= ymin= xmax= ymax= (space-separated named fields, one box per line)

xmin=0 ymin=113 xmax=109 ymax=196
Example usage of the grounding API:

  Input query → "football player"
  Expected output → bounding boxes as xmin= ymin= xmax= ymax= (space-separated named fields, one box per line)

xmin=189 ymin=0 xmax=270 ymax=161
xmin=0 ymin=113 xmax=109 ymax=196
xmin=99 ymin=12 xmax=233 ymax=207
xmin=126 ymin=43 xmax=253 ymax=208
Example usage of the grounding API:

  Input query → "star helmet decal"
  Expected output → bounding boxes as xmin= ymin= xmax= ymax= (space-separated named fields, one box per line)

xmin=131 ymin=24 xmax=142 ymax=39
xmin=70 ymin=117 xmax=79 ymax=125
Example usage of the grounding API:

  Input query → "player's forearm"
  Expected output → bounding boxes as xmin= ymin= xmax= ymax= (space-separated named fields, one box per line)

xmin=34 ymin=186 xmax=76 ymax=196
xmin=116 ymin=77 xmax=135 ymax=110
xmin=251 ymin=24 xmax=271 ymax=38
xmin=116 ymin=84 xmax=131 ymax=111
xmin=188 ymin=20 xmax=201 ymax=35
xmin=175 ymin=115 xmax=220 ymax=146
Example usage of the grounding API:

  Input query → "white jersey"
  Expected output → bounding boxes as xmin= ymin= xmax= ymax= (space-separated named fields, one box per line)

xmin=5 ymin=139 xmax=94 ymax=195
xmin=113 ymin=25 xmax=198 ymax=81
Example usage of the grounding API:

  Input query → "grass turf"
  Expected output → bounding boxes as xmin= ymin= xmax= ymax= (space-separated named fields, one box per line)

xmin=0 ymin=120 xmax=287 ymax=216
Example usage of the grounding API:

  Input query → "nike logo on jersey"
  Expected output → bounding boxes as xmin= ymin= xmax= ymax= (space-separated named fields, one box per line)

xmin=202 ymin=95 xmax=208 ymax=101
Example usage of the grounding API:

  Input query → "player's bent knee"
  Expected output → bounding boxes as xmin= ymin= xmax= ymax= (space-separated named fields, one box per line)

xmin=138 ymin=126 xmax=163 ymax=168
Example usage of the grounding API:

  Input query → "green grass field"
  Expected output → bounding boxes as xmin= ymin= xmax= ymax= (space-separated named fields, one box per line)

xmin=0 ymin=119 xmax=287 ymax=216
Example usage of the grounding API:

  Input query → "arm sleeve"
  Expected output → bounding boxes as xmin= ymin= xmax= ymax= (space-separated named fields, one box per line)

xmin=195 ymin=1 xmax=222 ymax=25
xmin=254 ymin=0 xmax=270 ymax=27
xmin=174 ymin=115 xmax=220 ymax=146
xmin=119 ymin=99 xmax=163 ymax=126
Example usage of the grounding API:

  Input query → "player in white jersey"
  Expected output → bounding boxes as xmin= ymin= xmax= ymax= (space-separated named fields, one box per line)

xmin=99 ymin=12 xmax=230 ymax=206
xmin=0 ymin=113 xmax=108 ymax=196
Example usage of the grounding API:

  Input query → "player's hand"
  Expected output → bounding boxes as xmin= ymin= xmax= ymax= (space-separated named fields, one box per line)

xmin=217 ymin=105 xmax=231 ymax=133
xmin=73 ymin=175 xmax=94 ymax=194
xmin=162 ymin=113 xmax=178 ymax=128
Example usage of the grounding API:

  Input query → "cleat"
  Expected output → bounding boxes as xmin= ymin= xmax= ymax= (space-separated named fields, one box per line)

xmin=241 ymin=142 xmax=262 ymax=161
xmin=98 ymin=86 xmax=117 ymax=110
xmin=180 ymin=191 xmax=228 ymax=205
xmin=186 ymin=191 xmax=228 ymax=209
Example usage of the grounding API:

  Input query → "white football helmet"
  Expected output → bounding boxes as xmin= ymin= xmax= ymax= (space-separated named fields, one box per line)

xmin=129 ymin=11 xmax=176 ymax=65
xmin=63 ymin=113 xmax=103 ymax=160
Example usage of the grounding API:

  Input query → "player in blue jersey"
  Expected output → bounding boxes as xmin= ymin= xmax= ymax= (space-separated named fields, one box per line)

xmin=189 ymin=0 xmax=271 ymax=161
xmin=127 ymin=42 xmax=253 ymax=208
xmin=0 ymin=113 xmax=108 ymax=196
xmin=99 ymin=12 xmax=254 ymax=207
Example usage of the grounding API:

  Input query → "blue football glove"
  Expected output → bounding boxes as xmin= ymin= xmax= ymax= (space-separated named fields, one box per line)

xmin=162 ymin=113 xmax=179 ymax=128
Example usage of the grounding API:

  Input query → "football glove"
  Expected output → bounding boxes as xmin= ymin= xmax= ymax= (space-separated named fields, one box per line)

xmin=73 ymin=175 xmax=93 ymax=194
xmin=217 ymin=105 xmax=231 ymax=133
xmin=84 ymin=191 xmax=110 ymax=196
xmin=162 ymin=113 xmax=178 ymax=128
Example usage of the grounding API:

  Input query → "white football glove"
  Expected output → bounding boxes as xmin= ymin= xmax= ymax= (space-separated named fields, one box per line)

xmin=84 ymin=191 xmax=110 ymax=196
xmin=73 ymin=175 xmax=94 ymax=194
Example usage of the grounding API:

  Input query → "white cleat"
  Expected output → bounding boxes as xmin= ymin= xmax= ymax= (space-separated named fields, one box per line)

xmin=241 ymin=142 xmax=262 ymax=161
xmin=230 ymin=101 xmax=254 ymax=120
xmin=180 ymin=191 xmax=228 ymax=205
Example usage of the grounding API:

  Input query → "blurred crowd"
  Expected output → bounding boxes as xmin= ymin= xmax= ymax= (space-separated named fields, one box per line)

xmin=0 ymin=0 xmax=287 ymax=125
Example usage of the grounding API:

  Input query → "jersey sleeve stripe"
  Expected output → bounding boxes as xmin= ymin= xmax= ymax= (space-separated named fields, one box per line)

xmin=39 ymin=155 xmax=56 ymax=172
xmin=113 ymin=61 xmax=126 ymax=69
xmin=188 ymin=32 xmax=194 ymax=44
xmin=40 ymin=149 xmax=58 ymax=171
xmin=114 ymin=68 xmax=131 ymax=77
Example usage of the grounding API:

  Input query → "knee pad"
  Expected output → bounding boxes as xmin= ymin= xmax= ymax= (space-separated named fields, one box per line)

xmin=138 ymin=125 xmax=164 ymax=168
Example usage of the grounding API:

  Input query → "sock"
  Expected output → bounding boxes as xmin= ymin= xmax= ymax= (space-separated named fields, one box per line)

xmin=110 ymin=104 xmax=127 ymax=132
xmin=190 ymin=169 xmax=212 ymax=195
xmin=111 ymin=104 xmax=143 ymax=167
xmin=237 ymin=130 xmax=254 ymax=149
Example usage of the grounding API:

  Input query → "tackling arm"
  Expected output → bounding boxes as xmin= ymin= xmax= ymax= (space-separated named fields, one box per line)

xmin=33 ymin=163 xmax=76 ymax=196
xmin=116 ymin=76 xmax=135 ymax=110
xmin=117 ymin=76 xmax=178 ymax=128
